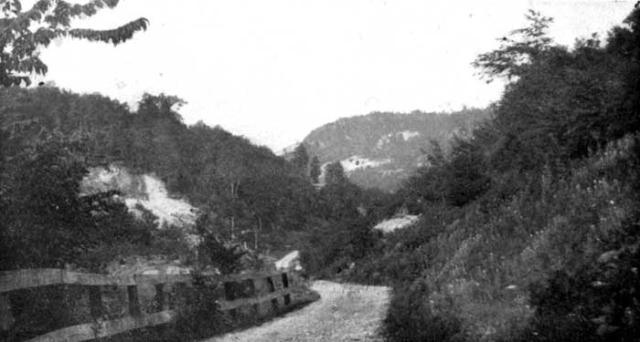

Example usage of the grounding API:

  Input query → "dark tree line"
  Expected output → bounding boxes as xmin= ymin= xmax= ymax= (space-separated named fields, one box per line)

xmin=370 ymin=8 xmax=640 ymax=342
xmin=0 ymin=86 xmax=397 ymax=272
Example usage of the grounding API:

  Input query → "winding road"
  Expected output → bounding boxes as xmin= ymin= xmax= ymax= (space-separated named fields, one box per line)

xmin=206 ymin=280 xmax=390 ymax=342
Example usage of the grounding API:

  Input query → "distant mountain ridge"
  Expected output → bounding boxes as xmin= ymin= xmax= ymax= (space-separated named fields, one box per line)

xmin=302 ymin=108 xmax=491 ymax=191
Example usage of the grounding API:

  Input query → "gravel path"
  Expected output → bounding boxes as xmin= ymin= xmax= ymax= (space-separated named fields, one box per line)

xmin=205 ymin=280 xmax=390 ymax=342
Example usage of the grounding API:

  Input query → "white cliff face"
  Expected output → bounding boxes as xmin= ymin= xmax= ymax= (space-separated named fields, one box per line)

xmin=341 ymin=156 xmax=391 ymax=173
xmin=398 ymin=130 xmax=420 ymax=141
xmin=80 ymin=166 xmax=197 ymax=228
xmin=375 ymin=130 xmax=421 ymax=149
xmin=124 ymin=174 xmax=197 ymax=228
xmin=373 ymin=215 xmax=421 ymax=234
xmin=316 ymin=156 xmax=392 ymax=187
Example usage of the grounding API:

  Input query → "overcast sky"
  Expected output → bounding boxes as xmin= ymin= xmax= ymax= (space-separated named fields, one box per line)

xmin=35 ymin=0 xmax=634 ymax=151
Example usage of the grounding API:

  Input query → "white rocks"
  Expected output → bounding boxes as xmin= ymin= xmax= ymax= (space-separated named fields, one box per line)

xmin=275 ymin=250 xmax=302 ymax=271
xmin=373 ymin=215 xmax=420 ymax=234
xmin=340 ymin=156 xmax=391 ymax=173
xmin=81 ymin=165 xmax=197 ymax=228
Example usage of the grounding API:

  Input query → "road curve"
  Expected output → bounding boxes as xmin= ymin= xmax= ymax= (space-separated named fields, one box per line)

xmin=205 ymin=280 xmax=390 ymax=342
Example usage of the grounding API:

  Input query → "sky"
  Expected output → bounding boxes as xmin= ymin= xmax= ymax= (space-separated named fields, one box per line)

xmin=33 ymin=0 xmax=635 ymax=151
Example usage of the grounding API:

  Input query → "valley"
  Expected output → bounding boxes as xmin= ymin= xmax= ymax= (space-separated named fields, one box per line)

xmin=2 ymin=3 xmax=640 ymax=342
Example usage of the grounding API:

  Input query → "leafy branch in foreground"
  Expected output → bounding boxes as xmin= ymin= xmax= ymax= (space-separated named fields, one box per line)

xmin=473 ymin=10 xmax=553 ymax=82
xmin=0 ymin=0 xmax=149 ymax=87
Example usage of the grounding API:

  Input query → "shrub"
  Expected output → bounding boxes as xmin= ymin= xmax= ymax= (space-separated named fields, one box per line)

xmin=513 ymin=219 xmax=640 ymax=342
xmin=174 ymin=273 xmax=229 ymax=340
xmin=2 ymin=286 xmax=86 ymax=341
xmin=383 ymin=280 xmax=463 ymax=342
xmin=198 ymin=234 xmax=246 ymax=274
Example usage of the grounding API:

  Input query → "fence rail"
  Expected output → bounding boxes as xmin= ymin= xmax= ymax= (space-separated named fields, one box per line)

xmin=27 ymin=310 xmax=178 ymax=342
xmin=0 ymin=268 xmax=301 ymax=342
xmin=0 ymin=269 xmax=294 ymax=294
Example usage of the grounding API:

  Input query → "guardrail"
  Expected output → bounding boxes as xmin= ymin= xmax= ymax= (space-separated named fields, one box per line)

xmin=0 ymin=268 xmax=300 ymax=342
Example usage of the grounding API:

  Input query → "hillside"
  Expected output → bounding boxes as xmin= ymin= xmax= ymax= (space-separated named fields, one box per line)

xmin=1 ymin=87 xmax=397 ymax=274
xmin=339 ymin=8 xmax=640 ymax=342
xmin=0 ymin=88 xmax=318 ymax=266
xmin=301 ymin=108 xmax=490 ymax=191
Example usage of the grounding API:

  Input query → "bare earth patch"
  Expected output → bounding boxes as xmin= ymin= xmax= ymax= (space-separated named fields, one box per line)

xmin=205 ymin=280 xmax=390 ymax=342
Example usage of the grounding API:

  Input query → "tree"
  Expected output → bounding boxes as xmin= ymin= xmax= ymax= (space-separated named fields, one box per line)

xmin=316 ymin=162 xmax=364 ymax=221
xmin=198 ymin=234 xmax=246 ymax=275
xmin=324 ymin=161 xmax=346 ymax=186
xmin=310 ymin=155 xmax=321 ymax=184
xmin=473 ymin=8 xmax=640 ymax=170
xmin=473 ymin=10 xmax=553 ymax=82
xmin=606 ymin=7 xmax=640 ymax=144
xmin=0 ymin=0 xmax=149 ymax=87
xmin=0 ymin=134 xmax=158 ymax=270
xmin=404 ymin=140 xmax=448 ymax=205
xmin=443 ymin=138 xmax=489 ymax=206
xmin=403 ymin=138 xmax=488 ymax=207
xmin=291 ymin=143 xmax=309 ymax=174
xmin=132 ymin=93 xmax=187 ymax=188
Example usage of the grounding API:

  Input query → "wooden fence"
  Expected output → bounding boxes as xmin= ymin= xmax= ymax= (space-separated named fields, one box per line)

xmin=0 ymin=268 xmax=301 ymax=342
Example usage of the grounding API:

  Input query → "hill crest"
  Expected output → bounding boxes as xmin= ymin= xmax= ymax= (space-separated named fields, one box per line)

xmin=302 ymin=108 xmax=490 ymax=191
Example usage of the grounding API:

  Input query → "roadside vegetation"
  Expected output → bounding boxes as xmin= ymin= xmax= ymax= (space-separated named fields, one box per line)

xmin=337 ymin=8 xmax=640 ymax=342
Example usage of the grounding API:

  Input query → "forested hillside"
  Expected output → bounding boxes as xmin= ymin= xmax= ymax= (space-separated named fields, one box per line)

xmin=301 ymin=108 xmax=490 ymax=191
xmin=325 ymin=8 xmax=640 ymax=342
xmin=0 ymin=86 xmax=397 ymax=274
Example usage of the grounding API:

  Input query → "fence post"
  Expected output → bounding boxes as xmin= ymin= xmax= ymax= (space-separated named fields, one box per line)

xmin=266 ymin=276 xmax=275 ymax=292
xmin=248 ymin=278 xmax=257 ymax=296
xmin=223 ymin=282 xmax=235 ymax=301
xmin=127 ymin=285 xmax=141 ymax=316
xmin=154 ymin=284 xmax=168 ymax=311
xmin=281 ymin=273 xmax=291 ymax=305
xmin=250 ymin=279 xmax=259 ymax=315
xmin=171 ymin=282 xmax=188 ymax=311
xmin=222 ymin=281 xmax=237 ymax=318
xmin=88 ymin=287 xmax=105 ymax=319
xmin=0 ymin=294 xmax=14 ymax=331
xmin=266 ymin=276 xmax=278 ymax=311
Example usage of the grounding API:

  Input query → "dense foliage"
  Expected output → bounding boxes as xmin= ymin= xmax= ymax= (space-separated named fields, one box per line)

xmin=0 ymin=133 xmax=170 ymax=270
xmin=0 ymin=86 xmax=396 ymax=273
xmin=333 ymin=7 xmax=640 ymax=342
xmin=0 ymin=84 xmax=388 ymax=340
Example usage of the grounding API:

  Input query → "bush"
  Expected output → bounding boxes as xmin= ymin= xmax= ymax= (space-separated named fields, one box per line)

xmin=1 ymin=286 xmax=86 ymax=341
xmin=380 ymin=136 xmax=640 ymax=340
xmin=512 ymin=219 xmax=640 ymax=342
xmin=0 ymin=138 xmax=177 ymax=271
xmin=174 ymin=273 xmax=229 ymax=340
xmin=383 ymin=280 xmax=463 ymax=342
xmin=198 ymin=234 xmax=246 ymax=274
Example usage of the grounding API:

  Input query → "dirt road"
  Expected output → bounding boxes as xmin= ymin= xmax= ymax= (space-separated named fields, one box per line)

xmin=206 ymin=280 xmax=390 ymax=342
